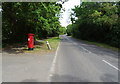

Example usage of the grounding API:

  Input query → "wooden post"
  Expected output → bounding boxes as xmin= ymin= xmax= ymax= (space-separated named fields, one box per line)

xmin=46 ymin=41 xmax=51 ymax=50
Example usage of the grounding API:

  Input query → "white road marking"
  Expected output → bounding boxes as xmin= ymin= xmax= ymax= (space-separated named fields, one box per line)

xmin=66 ymin=36 xmax=92 ymax=53
xmin=102 ymin=60 xmax=120 ymax=71
xmin=80 ymin=46 xmax=92 ymax=53
xmin=67 ymin=36 xmax=119 ymax=71
xmin=48 ymin=42 xmax=60 ymax=82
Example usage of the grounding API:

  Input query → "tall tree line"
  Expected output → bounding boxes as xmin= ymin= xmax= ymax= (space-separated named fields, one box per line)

xmin=2 ymin=2 xmax=63 ymax=43
xmin=67 ymin=2 xmax=120 ymax=48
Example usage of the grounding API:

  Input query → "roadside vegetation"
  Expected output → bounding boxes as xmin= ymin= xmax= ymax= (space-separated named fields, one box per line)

xmin=73 ymin=37 xmax=119 ymax=52
xmin=67 ymin=2 xmax=120 ymax=50
xmin=2 ymin=2 xmax=66 ymax=51
xmin=2 ymin=2 xmax=66 ymax=45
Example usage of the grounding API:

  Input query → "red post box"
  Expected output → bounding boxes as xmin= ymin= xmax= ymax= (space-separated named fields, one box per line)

xmin=28 ymin=33 xmax=34 ymax=50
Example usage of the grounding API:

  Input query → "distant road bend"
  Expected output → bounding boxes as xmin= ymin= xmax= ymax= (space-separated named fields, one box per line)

xmin=48 ymin=35 xmax=119 ymax=82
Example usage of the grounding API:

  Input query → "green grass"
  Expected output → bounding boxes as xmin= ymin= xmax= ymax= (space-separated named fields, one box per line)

xmin=23 ymin=36 xmax=60 ymax=54
xmin=45 ymin=37 xmax=60 ymax=50
xmin=73 ymin=37 xmax=119 ymax=52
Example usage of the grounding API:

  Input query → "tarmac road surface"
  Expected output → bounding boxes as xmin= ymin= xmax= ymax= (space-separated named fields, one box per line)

xmin=3 ymin=35 xmax=119 ymax=83
xmin=49 ymin=35 xmax=119 ymax=82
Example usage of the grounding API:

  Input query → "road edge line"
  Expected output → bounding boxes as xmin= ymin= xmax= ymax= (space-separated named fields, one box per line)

xmin=47 ymin=41 xmax=61 ymax=82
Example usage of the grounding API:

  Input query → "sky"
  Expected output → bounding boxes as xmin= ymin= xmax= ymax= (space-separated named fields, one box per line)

xmin=59 ymin=0 xmax=81 ymax=27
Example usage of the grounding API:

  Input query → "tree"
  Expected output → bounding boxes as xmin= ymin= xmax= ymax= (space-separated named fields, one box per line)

xmin=69 ymin=2 xmax=120 ymax=48
xmin=2 ymin=2 xmax=62 ymax=43
xmin=66 ymin=24 xmax=73 ymax=36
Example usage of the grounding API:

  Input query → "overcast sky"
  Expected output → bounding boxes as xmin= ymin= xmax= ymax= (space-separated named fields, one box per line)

xmin=59 ymin=0 xmax=80 ymax=27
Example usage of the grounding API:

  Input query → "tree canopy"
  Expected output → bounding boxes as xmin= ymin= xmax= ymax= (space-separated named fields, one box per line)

xmin=67 ymin=2 xmax=120 ymax=48
xmin=2 ymin=2 xmax=64 ymax=43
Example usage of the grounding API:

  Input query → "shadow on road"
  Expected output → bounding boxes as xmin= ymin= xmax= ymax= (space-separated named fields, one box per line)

xmin=2 ymin=78 xmax=119 ymax=84
xmin=100 ymin=73 xmax=118 ymax=82
xmin=50 ymin=74 xmax=118 ymax=84
xmin=22 ymin=79 xmax=39 ymax=82
xmin=51 ymin=74 xmax=89 ymax=82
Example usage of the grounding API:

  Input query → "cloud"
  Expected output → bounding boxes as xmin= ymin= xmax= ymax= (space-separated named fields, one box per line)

xmin=59 ymin=0 xmax=80 ymax=27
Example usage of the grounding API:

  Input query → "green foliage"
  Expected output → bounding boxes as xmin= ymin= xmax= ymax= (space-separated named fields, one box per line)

xmin=69 ymin=2 xmax=120 ymax=48
xmin=2 ymin=2 xmax=62 ymax=43
xmin=59 ymin=26 xmax=66 ymax=35
xmin=66 ymin=24 xmax=73 ymax=36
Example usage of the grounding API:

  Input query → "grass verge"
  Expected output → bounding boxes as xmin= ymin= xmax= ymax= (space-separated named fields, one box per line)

xmin=3 ymin=37 xmax=60 ymax=54
xmin=72 ymin=37 xmax=119 ymax=52
xmin=46 ymin=37 xmax=60 ymax=50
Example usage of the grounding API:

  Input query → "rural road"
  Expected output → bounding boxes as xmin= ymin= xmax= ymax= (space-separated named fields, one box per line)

xmin=49 ymin=35 xmax=119 ymax=82
xmin=3 ymin=35 xmax=119 ymax=83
